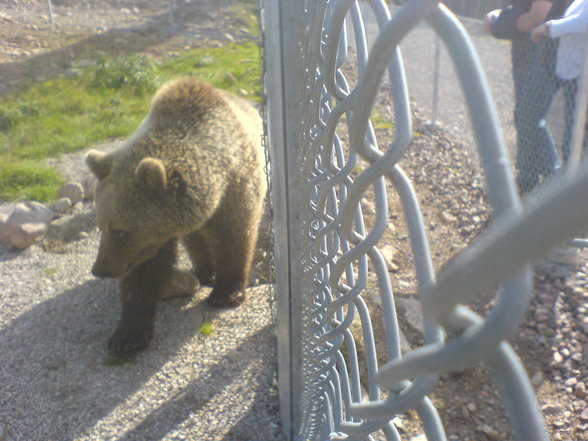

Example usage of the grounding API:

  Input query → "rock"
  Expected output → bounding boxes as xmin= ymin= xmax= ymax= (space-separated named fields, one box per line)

xmin=0 ymin=201 xmax=54 ymax=249
xmin=57 ymin=182 xmax=84 ymax=205
xmin=4 ymin=201 xmax=53 ymax=225
xmin=50 ymin=197 xmax=72 ymax=214
xmin=571 ymin=351 xmax=583 ymax=362
xmin=380 ymin=244 xmax=398 ymax=272
xmin=581 ymin=407 xmax=588 ymax=422
xmin=574 ymin=382 xmax=588 ymax=399
xmin=397 ymin=298 xmax=424 ymax=333
xmin=2 ymin=221 xmax=49 ymax=250
xmin=479 ymin=425 xmax=500 ymax=441
xmin=440 ymin=210 xmax=457 ymax=224
xmin=360 ymin=198 xmax=376 ymax=214
xmin=409 ymin=435 xmax=427 ymax=441
xmin=391 ymin=416 xmax=407 ymax=433
xmin=541 ymin=403 xmax=564 ymax=415
xmin=552 ymin=351 xmax=564 ymax=364
xmin=565 ymin=377 xmax=578 ymax=387
xmin=531 ymin=371 xmax=544 ymax=386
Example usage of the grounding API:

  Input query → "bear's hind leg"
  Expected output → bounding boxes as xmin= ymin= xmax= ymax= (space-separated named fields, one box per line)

xmin=108 ymin=239 xmax=177 ymax=355
xmin=205 ymin=218 xmax=257 ymax=308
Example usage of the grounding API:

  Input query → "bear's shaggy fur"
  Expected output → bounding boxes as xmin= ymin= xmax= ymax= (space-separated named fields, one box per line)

xmin=86 ymin=78 xmax=266 ymax=355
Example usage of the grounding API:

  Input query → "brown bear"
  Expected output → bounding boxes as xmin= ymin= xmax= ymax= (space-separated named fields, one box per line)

xmin=85 ymin=78 xmax=266 ymax=355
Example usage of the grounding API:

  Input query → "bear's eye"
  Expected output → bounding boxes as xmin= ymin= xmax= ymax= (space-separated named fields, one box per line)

xmin=110 ymin=229 xmax=130 ymax=241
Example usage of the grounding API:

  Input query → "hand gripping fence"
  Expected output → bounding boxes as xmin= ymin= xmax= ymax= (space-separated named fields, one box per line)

xmin=262 ymin=1 xmax=588 ymax=440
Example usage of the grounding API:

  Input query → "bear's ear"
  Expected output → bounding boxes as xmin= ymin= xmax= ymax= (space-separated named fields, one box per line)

xmin=85 ymin=150 xmax=113 ymax=180
xmin=135 ymin=158 xmax=168 ymax=193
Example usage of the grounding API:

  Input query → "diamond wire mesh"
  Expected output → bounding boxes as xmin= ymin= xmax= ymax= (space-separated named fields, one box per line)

xmin=264 ymin=1 xmax=588 ymax=440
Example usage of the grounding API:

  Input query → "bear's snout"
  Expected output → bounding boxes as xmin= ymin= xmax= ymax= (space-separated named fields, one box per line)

xmin=91 ymin=262 xmax=113 ymax=279
xmin=92 ymin=257 xmax=134 ymax=279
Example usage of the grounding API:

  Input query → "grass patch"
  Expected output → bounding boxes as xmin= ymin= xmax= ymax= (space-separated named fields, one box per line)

xmin=231 ymin=0 xmax=260 ymax=37
xmin=157 ymin=43 xmax=260 ymax=98
xmin=0 ymin=42 xmax=260 ymax=202
xmin=0 ymin=161 xmax=64 ymax=201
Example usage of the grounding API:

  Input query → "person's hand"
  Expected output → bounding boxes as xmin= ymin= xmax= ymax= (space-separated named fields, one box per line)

xmin=484 ymin=9 xmax=501 ymax=34
xmin=531 ymin=23 xmax=549 ymax=42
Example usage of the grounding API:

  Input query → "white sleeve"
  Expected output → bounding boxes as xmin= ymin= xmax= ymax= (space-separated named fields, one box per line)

xmin=548 ymin=1 xmax=588 ymax=37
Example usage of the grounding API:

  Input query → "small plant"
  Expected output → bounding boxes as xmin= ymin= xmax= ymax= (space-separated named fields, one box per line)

xmin=43 ymin=267 xmax=58 ymax=277
xmin=198 ymin=322 xmax=215 ymax=337
xmin=92 ymin=55 xmax=158 ymax=95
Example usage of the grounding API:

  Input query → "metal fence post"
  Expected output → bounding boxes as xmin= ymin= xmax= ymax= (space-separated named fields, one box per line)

xmin=261 ymin=0 xmax=291 ymax=438
xmin=262 ymin=1 xmax=308 ymax=439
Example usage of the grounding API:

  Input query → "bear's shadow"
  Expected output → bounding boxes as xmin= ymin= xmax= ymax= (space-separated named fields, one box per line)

xmin=0 ymin=277 xmax=281 ymax=440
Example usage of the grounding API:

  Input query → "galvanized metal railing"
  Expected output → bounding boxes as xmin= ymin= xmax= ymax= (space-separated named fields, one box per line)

xmin=262 ymin=1 xmax=588 ymax=440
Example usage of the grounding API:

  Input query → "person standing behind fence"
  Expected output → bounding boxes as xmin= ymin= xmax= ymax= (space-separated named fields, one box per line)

xmin=531 ymin=0 xmax=588 ymax=163
xmin=485 ymin=0 xmax=569 ymax=195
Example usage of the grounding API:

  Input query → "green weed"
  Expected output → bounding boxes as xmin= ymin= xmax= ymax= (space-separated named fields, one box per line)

xmin=91 ymin=54 xmax=158 ymax=95
xmin=198 ymin=322 xmax=215 ymax=337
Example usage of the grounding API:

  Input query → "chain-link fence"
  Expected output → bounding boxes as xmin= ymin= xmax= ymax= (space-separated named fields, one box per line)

xmin=263 ymin=0 xmax=588 ymax=440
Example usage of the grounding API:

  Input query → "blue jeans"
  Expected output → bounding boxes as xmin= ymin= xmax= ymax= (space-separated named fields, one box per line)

xmin=512 ymin=37 xmax=561 ymax=194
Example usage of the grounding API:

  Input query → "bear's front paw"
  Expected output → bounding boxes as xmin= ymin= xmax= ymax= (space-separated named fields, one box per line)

xmin=206 ymin=289 xmax=246 ymax=308
xmin=108 ymin=324 xmax=154 ymax=355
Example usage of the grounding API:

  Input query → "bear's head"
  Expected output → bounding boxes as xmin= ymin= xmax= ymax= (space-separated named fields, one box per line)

xmin=86 ymin=149 xmax=179 ymax=279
